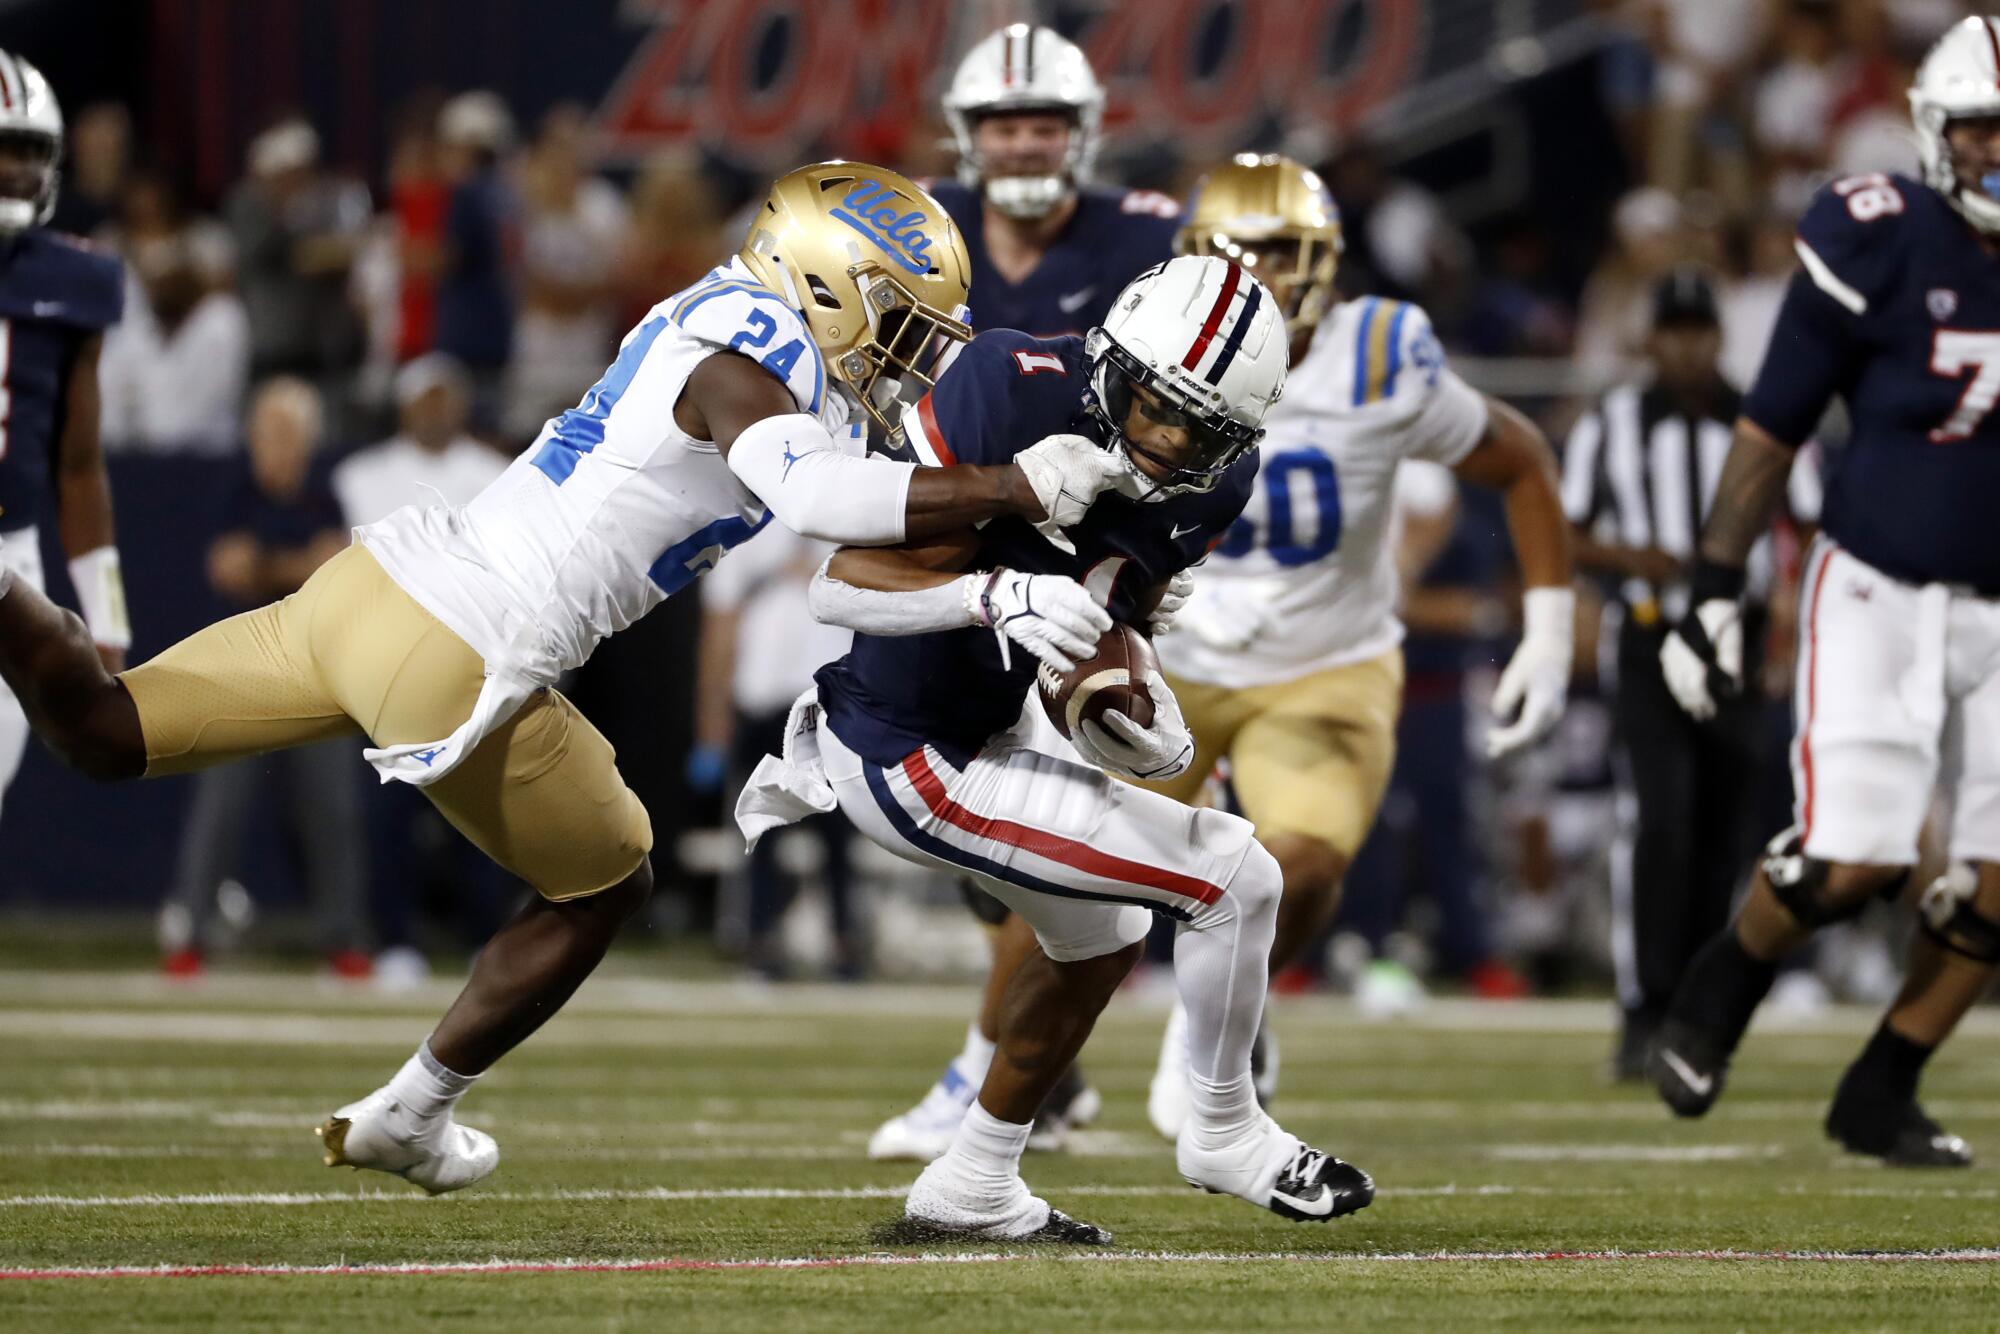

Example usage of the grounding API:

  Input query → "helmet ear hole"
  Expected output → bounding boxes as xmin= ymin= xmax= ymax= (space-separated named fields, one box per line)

xmin=803 ymin=274 xmax=842 ymax=310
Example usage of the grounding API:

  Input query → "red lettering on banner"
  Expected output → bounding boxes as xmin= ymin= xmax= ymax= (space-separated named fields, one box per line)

xmin=596 ymin=0 xmax=1428 ymax=167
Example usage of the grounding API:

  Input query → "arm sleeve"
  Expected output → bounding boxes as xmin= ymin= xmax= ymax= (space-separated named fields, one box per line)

xmin=726 ymin=413 xmax=915 ymax=546
xmin=1560 ymin=408 xmax=1606 ymax=526
xmin=806 ymin=557 xmax=979 ymax=636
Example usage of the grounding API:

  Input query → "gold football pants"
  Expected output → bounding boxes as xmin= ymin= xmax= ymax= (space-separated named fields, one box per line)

xmin=1144 ymin=649 xmax=1402 ymax=859
xmin=120 ymin=545 xmax=651 ymax=900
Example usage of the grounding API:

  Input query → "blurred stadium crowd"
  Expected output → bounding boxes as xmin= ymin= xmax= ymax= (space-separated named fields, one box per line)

xmin=9 ymin=0 xmax=1972 ymax=1014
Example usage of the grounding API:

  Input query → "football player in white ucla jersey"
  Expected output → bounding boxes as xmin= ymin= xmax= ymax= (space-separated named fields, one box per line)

xmin=0 ymin=161 xmax=1131 ymax=1194
xmin=749 ymin=255 xmax=1372 ymax=1241
xmin=864 ymin=155 xmax=1576 ymax=1161
xmin=1141 ymin=155 xmax=1572 ymax=1135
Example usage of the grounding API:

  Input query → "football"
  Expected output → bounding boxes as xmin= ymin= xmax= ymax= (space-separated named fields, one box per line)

xmin=1037 ymin=621 xmax=1157 ymax=740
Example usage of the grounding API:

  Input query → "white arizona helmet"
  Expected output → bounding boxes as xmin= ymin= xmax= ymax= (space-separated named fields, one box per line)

xmin=1911 ymin=16 xmax=2000 ymax=233
xmin=0 ymin=51 xmax=61 ymax=235
xmin=1085 ymin=255 xmax=1286 ymax=497
xmin=941 ymin=23 xmax=1103 ymax=221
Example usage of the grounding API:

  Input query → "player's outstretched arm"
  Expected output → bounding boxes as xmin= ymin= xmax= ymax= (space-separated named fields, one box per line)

xmin=1454 ymin=394 xmax=1575 ymax=757
xmin=688 ymin=353 xmax=1110 ymax=546
xmin=809 ymin=534 xmax=1109 ymax=673
xmin=52 ymin=334 xmax=130 ymax=672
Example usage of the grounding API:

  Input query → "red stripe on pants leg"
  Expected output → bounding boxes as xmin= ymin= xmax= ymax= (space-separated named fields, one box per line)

xmin=899 ymin=749 xmax=1223 ymax=906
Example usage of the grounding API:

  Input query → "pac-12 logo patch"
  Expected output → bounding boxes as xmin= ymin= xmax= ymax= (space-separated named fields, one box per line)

xmin=832 ymin=181 xmax=935 ymax=276
xmin=1929 ymin=287 xmax=1960 ymax=321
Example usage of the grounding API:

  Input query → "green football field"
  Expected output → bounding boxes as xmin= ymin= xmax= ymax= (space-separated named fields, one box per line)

xmin=2 ymin=964 xmax=1998 ymax=1330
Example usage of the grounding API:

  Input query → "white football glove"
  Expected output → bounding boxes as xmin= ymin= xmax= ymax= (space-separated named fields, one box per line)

xmin=1149 ymin=568 xmax=1196 ymax=637
xmin=1486 ymin=586 xmax=1575 ymax=759
xmin=1660 ymin=598 xmax=1743 ymax=721
xmin=1072 ymin=668 xmax=1195 ymax=782
xmin=1174 ymin=574 xmax=1285 ymax=653
xmin=965 ymin=567 xmax=1112 ymax=674
xmin=1014 ymin=433 xmax=1126 ymax=554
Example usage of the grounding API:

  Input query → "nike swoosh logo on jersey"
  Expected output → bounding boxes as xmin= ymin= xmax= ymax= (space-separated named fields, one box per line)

xmin=1170 ymin=522 xmax=1201 ymax=540
xmin=31 ymin=301 xmax=63 ymax=318
xmin=1057 ymin=286 xmax=1097 ymax=314
xmin=1271 ymin=1184 xmax=1335 ymax=1218
xmin=1659 ymin=1049 xmax=1713 ymax=1098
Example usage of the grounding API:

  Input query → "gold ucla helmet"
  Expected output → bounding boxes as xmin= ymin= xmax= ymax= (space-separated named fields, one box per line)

xmin=1176 ymin=154 xmax=1342 ymax=339
xmin=738 ymin=161 xmax=974 ymax=435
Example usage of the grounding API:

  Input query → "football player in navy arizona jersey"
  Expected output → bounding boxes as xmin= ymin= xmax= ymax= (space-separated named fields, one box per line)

xmin=0 ymin=51 xmax=128 ymax=819
xmin=742 ymin=255 xmax=1372 ymax=1241
xmin=867 ymin=21 xmax=1183 ymax=1159
xmin=931 ymin=23 xmax=1180 ymax=338
xmin=1651 ymin=17 xmax=2000 ymax=1167
xmin=868 ymin=18 xmax=1176 ymax=1160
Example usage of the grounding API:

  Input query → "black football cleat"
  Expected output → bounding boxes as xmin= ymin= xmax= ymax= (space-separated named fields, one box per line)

xmin=1025 ymin=1208 xmax=1115 ymax=1245
xmin=1264 ymin=1142 xmax=1374 ymax=1222
xmin=1826 ymin=1090 xmax=1973 ymax=1168
xmin=1649 ymin=1016 xmax=1732 ymax=1118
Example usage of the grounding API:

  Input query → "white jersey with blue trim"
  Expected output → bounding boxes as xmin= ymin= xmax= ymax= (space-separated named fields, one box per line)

xmin=357 ymin=258 xmax=846 ymax=686
xmin=1157 ymin=296 xmax=1489 ymax=688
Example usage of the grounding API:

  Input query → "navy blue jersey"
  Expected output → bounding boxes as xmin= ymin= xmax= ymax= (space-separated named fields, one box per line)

xmin=930 ymin=180 xmax=1180 ymax=337
xmin=818 ymin=329 xmax=1257 ymax=767
xmin=1743 ymin=172 xmax=2000 ymax=590
xmin=0 ymin=229 xmax=122 ymax=533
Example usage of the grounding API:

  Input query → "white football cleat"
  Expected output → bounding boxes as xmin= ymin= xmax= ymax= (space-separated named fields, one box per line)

xmin=901 ymin=1156 xmax=1111 ymax=1244
xmin=315 ymin=1088 xmax=498 ymax=1195
xmin=867 ymin=1059 xmax=982 ymax=1161
xmin=1178 ymin=1112 xmax=1373 ymax=1223
xmin=1147 ymin=1001 xmax=1192 ymax=1141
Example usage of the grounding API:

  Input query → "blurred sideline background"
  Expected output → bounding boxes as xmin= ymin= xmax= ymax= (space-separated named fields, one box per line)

xmin=0 ymin=0 xmax=1953 ymax=1013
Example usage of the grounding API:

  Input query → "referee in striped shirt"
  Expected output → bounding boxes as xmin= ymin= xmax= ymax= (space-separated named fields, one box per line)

xmin=1563 ymin=267 xmax=1820 ymax=1079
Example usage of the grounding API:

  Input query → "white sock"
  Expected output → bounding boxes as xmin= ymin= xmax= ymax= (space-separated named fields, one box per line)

xmin=1187 ymin=1071 xmax=1260 ymax=1149
xmin=384 ymin=1041 xmax=478 ymax=1120
xmin=958 ymin=1020 xmax=997 ymax=1072
xmin=1172 ymin=854 xmax=1278 ymax=1086
xmin=941 ymin=1101 xmax=1031 ymax=1186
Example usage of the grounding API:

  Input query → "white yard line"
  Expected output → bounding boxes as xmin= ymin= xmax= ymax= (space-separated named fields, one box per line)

xmin=4 ymin=1247 xmax=1998 ymax=1281
xmin=6 ymin=971 xmax=2000 ymax=1038
xmin=5 ymin=1180 xmax=1996 ymax=1211
xmin=1486 ymin=1144 xmax=1784 ymax=1162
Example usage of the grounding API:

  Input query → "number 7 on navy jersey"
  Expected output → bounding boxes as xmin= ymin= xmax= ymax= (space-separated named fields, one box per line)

xmin=1929 ymin=331 xmax=2000 ymax=442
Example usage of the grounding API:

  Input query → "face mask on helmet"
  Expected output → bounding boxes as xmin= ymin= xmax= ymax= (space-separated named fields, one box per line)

xmin=1091 ymin=338 xmax=1260 ymax=499
xmin=834 ymin=262 xmax=974 ymax=438
xmin=0 ymin=129 xmax=56 ymax=236
xmin=966 ymin=109 xmax=1077 ymax=221
xmin=1944 ymin=114 xmax=2000 ymax=210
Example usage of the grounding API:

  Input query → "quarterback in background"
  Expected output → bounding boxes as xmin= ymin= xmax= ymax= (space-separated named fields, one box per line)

xmin=1652 ymin=17 xmax=2000 ymax=1167
xmin=0 ymin=51 xmax=129 ymax=816
xmin=0 ymin=162 xmax=1130 ymax=1194
xmin=1147 ymin=155 xmax=1573 ymax=1132
xmin=931 ymin=22 xmax=1180 ymax=337
xmin=871 ymin=20 xmax=1181 ymax=1159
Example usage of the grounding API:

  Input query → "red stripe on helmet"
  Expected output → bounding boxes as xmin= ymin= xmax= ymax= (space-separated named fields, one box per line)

xmin=0 ymin=57 xmax=15 ymax=112
xmin=1986 ymin=17 xmax=2000 ymax=82
xmin=1180 ymin=262 xmax=1242 ymax=373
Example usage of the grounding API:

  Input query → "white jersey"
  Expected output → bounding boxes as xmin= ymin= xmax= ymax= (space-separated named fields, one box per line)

xmin=1158 ymin=297 xmax=1488 ymax=687
xmin=359 ymin=259 xmax=844 ymax=688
